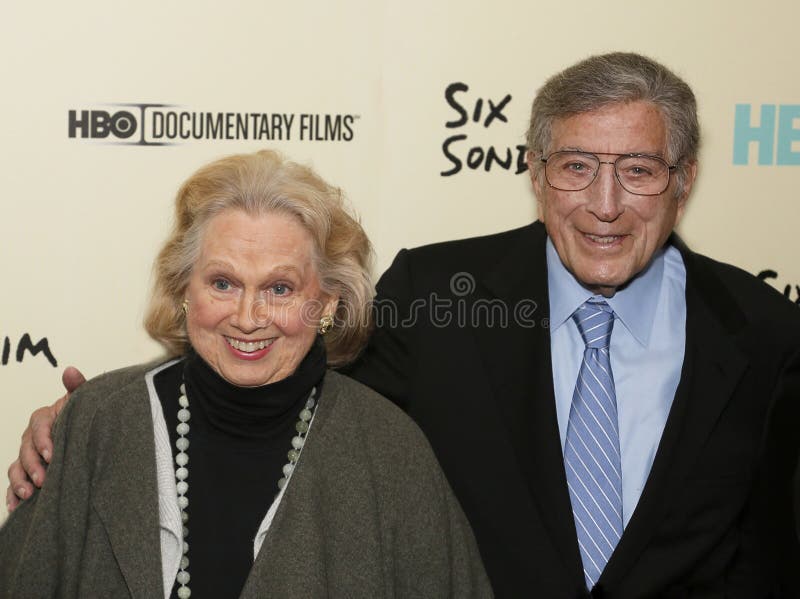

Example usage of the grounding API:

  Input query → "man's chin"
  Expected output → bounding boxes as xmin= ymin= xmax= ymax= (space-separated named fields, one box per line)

xmin=587 ymin=285 xmax=620 ymax=298
xmin=574 ymin=270 xmax=631 ymax=298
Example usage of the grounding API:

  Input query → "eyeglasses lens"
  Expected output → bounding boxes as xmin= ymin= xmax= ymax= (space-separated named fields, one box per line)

xmin=545 ymin=152 xmax=670 ymax=195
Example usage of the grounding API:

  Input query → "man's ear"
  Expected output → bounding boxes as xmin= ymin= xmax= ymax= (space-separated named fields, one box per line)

xmin=675 ymin=160 xmax=698 ymax=221
xmin=527 ymin=150 xmax=543 ymax=198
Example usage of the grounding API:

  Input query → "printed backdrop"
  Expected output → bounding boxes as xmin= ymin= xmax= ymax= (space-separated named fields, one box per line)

xmin=2 ymin=1 xmax=798 ymax=519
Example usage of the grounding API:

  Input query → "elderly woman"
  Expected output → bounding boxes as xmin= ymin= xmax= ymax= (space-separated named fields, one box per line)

xmin=0 ymin=150 xmax=490 ymax=598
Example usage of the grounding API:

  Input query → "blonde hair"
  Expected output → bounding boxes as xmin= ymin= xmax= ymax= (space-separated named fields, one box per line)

xmin=144 ymin=149 xmax=374 ymax=366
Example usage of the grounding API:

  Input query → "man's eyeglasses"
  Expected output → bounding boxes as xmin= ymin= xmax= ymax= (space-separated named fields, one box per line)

xmin=540 ymin=151 xmax=678 ymax=196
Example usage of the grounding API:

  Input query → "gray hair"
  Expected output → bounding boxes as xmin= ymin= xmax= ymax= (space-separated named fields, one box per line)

xmin=526 ymin=52 xmax=699 ymax=198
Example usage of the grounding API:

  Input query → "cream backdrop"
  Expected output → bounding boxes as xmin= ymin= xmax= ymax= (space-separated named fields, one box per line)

xmin=2 ymin=1 xmax=798 ymax=520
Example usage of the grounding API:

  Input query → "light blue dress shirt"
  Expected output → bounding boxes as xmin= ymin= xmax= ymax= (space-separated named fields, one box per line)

xmin=547 ymin=238 xmax=686 ymax=528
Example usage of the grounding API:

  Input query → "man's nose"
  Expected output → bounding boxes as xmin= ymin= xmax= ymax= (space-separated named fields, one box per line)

xmin=587 ymin=162 xmax=625 ymax=221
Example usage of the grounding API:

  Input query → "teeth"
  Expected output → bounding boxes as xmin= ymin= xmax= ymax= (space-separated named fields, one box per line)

xmin=226 ymin=337 xmax=272 ymax=352
xmin=586 ymin=234 xmax=619 ymax=244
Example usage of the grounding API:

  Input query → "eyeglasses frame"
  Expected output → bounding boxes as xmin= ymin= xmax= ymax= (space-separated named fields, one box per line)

xmin=539 ymin=151 xmax=679 ymax=196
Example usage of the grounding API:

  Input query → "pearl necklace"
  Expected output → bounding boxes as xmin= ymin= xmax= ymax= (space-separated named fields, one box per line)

xmin=172 ymin=382 xmax=318 ymax=599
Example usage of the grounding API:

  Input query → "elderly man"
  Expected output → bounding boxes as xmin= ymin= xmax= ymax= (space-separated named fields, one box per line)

xmin=7 ymin=53 xmax=800 ymax=597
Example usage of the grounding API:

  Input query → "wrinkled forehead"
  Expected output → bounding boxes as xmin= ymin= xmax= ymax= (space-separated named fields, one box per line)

xmin=548 ymin=101 xmax=669 ymax=157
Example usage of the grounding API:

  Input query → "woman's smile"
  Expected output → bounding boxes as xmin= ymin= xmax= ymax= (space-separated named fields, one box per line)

xmin=184 ymin=209 xmax=337 ymax=387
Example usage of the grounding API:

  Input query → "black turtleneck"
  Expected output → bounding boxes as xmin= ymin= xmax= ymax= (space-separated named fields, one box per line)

xmin=154 ymin=337 xmax=327 ymax=599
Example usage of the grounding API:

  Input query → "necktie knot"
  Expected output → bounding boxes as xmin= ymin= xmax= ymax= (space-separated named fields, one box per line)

xmin=573 ymin=299 xmax=614 ymax=349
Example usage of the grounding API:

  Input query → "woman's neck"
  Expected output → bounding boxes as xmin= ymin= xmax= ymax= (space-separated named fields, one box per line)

xmin=182 ymin=338 xmax=327 ymax=440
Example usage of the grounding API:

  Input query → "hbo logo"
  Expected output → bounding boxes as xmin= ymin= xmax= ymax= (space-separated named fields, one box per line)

xmin=68 ymin=110 xmax=137 ymax=139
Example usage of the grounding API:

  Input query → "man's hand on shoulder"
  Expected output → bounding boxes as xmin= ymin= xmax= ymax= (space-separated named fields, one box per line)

xmin=5 ymin=366 xmax=86 ymax=512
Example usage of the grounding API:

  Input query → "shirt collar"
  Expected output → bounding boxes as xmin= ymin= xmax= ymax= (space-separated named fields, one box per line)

xmin=546 ymin=237 xmax=666 ymax=347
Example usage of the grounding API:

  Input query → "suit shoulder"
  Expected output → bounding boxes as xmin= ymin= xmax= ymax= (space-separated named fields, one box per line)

xmin=379 ymin=223 xmax=543 ymax=294
xmin=686 ymin=254 xmax=800 ymax=359
xmin=695 ymin=254 xmax=800 ymax=322
xmin=402 ymin=223 xmax=540 ymax=268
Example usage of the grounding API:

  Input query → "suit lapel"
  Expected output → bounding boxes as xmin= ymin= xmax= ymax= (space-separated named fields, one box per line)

xmin=90 ymin=384 xmax=163 ymax=598
xmin=601 ymin=239 xmax=749 ymax=586
xmin=475 ymin=221 xmax=585 ymax=580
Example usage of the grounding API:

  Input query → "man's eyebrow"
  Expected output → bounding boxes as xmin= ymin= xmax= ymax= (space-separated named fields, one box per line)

xmin=555 ymin=147 xmax=664 ymax=155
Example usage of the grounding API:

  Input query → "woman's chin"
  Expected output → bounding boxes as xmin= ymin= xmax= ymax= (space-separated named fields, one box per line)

xmin=218 ymin=365 xmax=280 ymax=388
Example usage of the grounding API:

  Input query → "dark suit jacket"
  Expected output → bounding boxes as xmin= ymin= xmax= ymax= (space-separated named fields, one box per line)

xmin=347 ymin=221 xmax=800 ymax=598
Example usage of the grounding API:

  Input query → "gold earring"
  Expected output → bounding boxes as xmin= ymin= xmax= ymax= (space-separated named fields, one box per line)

xmin=182 ymin=299 xmax=189 ymax=315
xmin=318 ymin=314 xmax=334 ymax=335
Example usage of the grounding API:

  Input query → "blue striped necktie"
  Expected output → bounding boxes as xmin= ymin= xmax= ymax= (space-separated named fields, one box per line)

xmin=564 ymin=299 xmax=622 ymax=590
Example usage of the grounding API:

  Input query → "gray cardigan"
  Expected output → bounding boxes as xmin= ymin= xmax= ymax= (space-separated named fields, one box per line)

xmin=0 ymin=364 xmax=492 ymax=598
